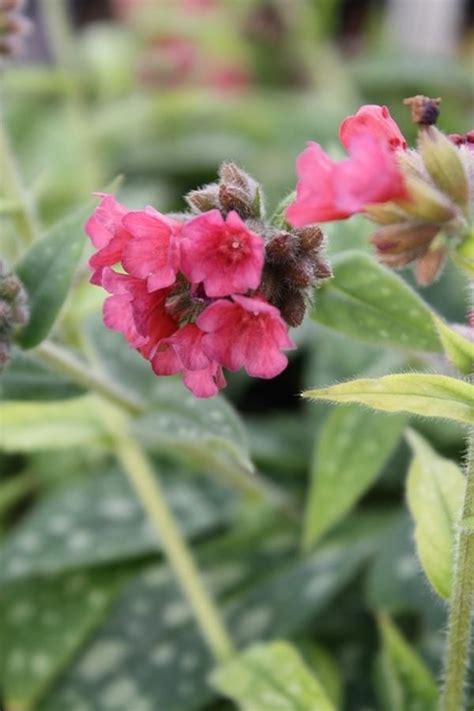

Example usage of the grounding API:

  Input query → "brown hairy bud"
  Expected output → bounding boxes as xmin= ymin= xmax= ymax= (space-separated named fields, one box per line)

xmin=185 ymin=184 xmax=220 ymax=213
xmin=0 ymin=262 xmax=28 ymax=371
xmin=415 ymin=247 xmax=447 ymax=286
xmin=219 ymin=163 xmax=253 ymax=193
xmin=265 ymin=232 xmax=296 ymax=262
xmin=296 ymin=225 xmax=324 ymax=252
xmin=218 ymin=183 xmax=254 ymax=218
xmin=403 ymin=95 xmax=441 ymax=126
xmin=279 ymin=290 xmax=307 ymax=328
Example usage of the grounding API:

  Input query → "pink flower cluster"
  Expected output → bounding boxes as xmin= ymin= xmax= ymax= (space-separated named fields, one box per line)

xmin=286 ymin=105 xmax=408 ymax=226
xmin=86 ymin=198 xmax=294 ymax=398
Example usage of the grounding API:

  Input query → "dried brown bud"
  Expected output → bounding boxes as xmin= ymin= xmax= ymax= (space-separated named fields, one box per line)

xmin=403 ymin=95 xmax=441 ymax=126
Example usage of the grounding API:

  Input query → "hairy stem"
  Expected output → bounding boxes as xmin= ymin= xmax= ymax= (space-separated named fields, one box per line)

xmin=35 ymin=340 xmax=144 ymax=415
xmin=112 ymin=423 xmax=235 ymax=662
xmin=441 ymin=429 xmax=474 ymax=710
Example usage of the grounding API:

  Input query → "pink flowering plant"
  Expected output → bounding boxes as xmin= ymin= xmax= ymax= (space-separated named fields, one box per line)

xmin=1 ymin=10 xmax=474 ymax=706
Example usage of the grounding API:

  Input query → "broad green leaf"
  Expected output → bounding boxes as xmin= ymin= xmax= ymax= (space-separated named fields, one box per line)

xmin=40 ymin=518 xmax=380 ymax=711
xmin=303 ymin=407 xmax=405 ymax=549
xmin=432 ymin=315 xmax=474 ymax=374
xmin=0 ymin=396 xmax=107 ymax=452
xmin=304 ymin=374 xmax=474 ymax=424
xmin=374 ymin=615 xmax=438 ymax=711
xmin=0 ymin=349 xmax=83 ymax=400
xmin=211 ymin=641 xmax=335 ymax=711
xmin=0 ymin=568 xmax=126 ymax=711
xmin=133 ymin=381 xmax=256 ymax=489
xmin=311 ymin=251 xmax=441 ymax=352
xmin=366 ymin=513 xmax=431 ymax=614
xmin=15 ymin=203 xmax=91 ymax=348
xmin=0 ymin=468 xmax=235 ymax=581
xmin=406 ymin=430 xmax=465 ymax=599
xmin=297 ymin=642 xmax=343 ymax=708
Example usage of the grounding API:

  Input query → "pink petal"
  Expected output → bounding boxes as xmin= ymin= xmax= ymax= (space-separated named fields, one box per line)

xmin=339 ymin=105 xmax=407 ymax=152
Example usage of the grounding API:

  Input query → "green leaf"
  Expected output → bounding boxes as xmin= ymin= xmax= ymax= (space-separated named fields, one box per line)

xmin=133 ymin=381 xmax=255 ymax=481
xmin=432 ymin=315 xmax=474 ymax=374
xmin=406 ymin=430 xmax=465 ymax=598
xmin=311 ymin=251 xmax=441 ymax=352
xmin=211 ymin=641 xmax=336 ymax=711
xmin=40 ymin=518 xmax=380 ymax=711
xmin=0 ymin=396 xmax=107 ymax=452
xmin=303 ymin=407 xmax=405 ymax=549
xmin=0 ymin=568 xmax=126 ymax=711
xmin=15 ymin=203 xmax=91 ymax=348
xmin=366 ymin=513 xmax=430 ymax=614
xmin=304 ymin=374 xmax=474 ymax=425
xmin=0 ymin=349 xmax=84 ymax=400
xmin=297 ymin=642 xmax=343 ymax=708
xmin=0 ymin=468 xmax=235 ymax=581
xmin=374 ymin=614 xmax=438 ymax=711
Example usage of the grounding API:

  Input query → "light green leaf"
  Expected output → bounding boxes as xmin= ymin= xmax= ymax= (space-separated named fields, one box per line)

xmin=0 ymin=568 xmax=126 ymax=711
xmin=304 ymin=374 xmax=474 ymax=424
xmin=211 ymin=641 xmax=335 ymax=711
xmin=15 ymin=203 xmax=91 ymax=348
xmin=311 ymin=251 xmax=441 ymax=352
xmin=0 ymin=396 xmax=107 ymax=452
xmin=0 ymin=468 xmax=235 ymax=581
xmin=270 ymin=190 xmax=295 ymax=228
xmin=432 ymin=315 xmax=474 ymax=374
xmin=303 ymin=407 xmax=405 ymax=549
xmin=297 ymin=642 xmax=343 ymax=709
xmin=374 ymin=614 xmax=438 ymax=711
xmin=406 ymin=430 xmax=465 ymax=598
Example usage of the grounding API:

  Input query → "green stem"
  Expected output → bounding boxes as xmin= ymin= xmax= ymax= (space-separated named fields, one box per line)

xmin=0 ymin=113 xmax=41 ymax=247
xmin=112 ymin=424 xmax=235 ymax=662
xmin=34 ymin=339 xmax=297 ymax=517
xmin=34 ymin=340 xmax=144 ymax=415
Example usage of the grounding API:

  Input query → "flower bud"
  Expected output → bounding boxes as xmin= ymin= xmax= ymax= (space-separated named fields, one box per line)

xmin=415 ymin=246 xmax=447 ymax=286
xmin=418 ymin=126 xmax=469 ymax=212
xmin=296 ymin=225 xmax=324 ymax=251
xmin=0 ymin=262 xmax=29 ymax=370
xmin=185 ymin=183 xmax=220 ymax=213
xmin=403 ymin=95 xmax=441 ymax=126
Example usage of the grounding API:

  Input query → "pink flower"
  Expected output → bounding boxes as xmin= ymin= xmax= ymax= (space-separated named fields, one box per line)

xmin=121 ymin=208 xmax=182 ymax=291
xmin=286 ymin=135 xmax=407 ymax=226
xmin=181 ymin=210 xmax=264 ymax=297
xmin=152 ymin=323 xmax=226 ymax=398
xmin=101 ymin=269 xmax=177 ymax=357
xmin=197 ymin=294 xmax=295 ymax=379
xmin=339 ymin=105 xmax=407 ymax=152
xmin=85 ymin=194 xmax=132 ymax=285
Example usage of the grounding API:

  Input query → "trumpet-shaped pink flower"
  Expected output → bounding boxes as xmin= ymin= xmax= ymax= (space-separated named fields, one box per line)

xmin=152 ymin=323 xmax=226 ymax=398
xmin=339 ymin=104 xmax=407 ymax=152
xmin=85 ymin=194 xmax=132 ymax=285
xmin=198 ymin=294 xmax=295 ymax=378
xmin=286 ymin=135 xmax=407 ymax=226
xmin=121 ymin=208 xmax=182 ymax=291
xmin=181 ymin=210 xmax=264 ymax=297
xmin=101 ymin=269 xmax=177 ymax=358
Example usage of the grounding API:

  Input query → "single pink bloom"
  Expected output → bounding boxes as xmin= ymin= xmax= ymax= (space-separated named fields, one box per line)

xmin=181 ymin=210 xmax=264 ymax=297
xmin=85 ymin=194 xmax=132 ymax=285
xmin=286 ymin=135 xmax=407 ymax=227
xmin=198 ymin=294 xmax=295 ymax=379
xmin=121 ymin=208 xmax=182 ymax=291
xmin=101 ymin=269 xmax=176 ymax=358
xmin=152 ymin=323 xmax=226 ymax=398
xmin=339 ymin=104 xmax=407 ymax=152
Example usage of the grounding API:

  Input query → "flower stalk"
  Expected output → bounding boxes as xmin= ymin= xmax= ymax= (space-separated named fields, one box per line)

xmin=110 ymin=421 xmax=235 ymax=663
